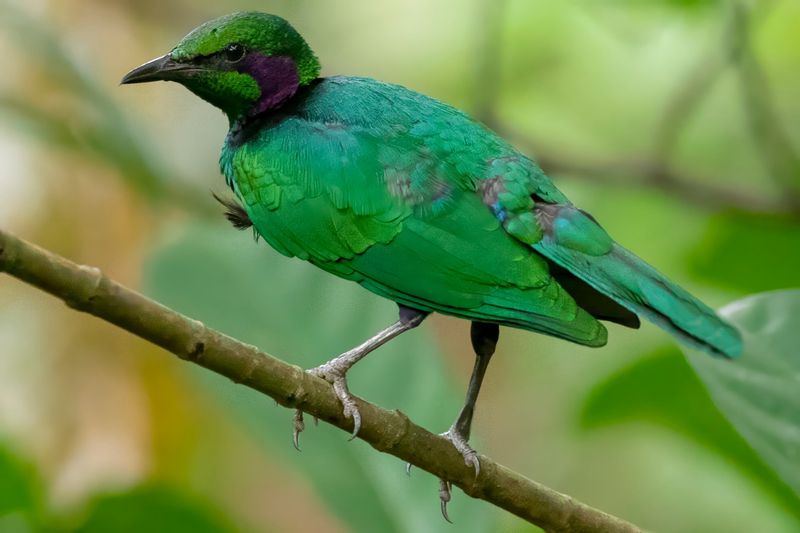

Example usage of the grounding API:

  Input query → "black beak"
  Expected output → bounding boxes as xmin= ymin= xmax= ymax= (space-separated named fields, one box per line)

xmin=121 ymin=54 xmax=199 ymax=84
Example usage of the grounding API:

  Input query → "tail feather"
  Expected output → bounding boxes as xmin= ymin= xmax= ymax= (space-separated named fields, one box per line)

xmin=533 ymin=205 xmax=742 ymax=358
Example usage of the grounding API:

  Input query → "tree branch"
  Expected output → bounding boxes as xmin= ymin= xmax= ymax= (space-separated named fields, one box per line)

xmin=0 ymin=228 xmax=641 ymax=532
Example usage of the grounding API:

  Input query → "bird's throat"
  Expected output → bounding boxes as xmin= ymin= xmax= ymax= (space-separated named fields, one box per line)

xmin=241 ymin=54 xmax=301 ymax=117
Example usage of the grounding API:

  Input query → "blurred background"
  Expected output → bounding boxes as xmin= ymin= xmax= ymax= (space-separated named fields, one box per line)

xmin=1 ymin=0 xmax=799 ymax=531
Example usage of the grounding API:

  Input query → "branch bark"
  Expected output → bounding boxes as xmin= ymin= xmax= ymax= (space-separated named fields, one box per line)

xmin=0 ymin=228 xmax=640 ymax=532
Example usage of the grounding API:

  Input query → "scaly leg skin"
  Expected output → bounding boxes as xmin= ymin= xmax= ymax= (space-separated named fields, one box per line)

xmin=292 ymin=305 xmax=427 ymax=449
xmin=438 ymin=321 xmax=499 ymax=522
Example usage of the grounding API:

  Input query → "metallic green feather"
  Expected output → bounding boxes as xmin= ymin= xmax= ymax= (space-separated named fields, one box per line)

xmin=222 ymin=75 xmax=740 ymax=357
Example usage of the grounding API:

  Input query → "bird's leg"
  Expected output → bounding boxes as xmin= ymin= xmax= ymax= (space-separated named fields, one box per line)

xmin=442 ymin=322 xmax=499 ymax=472
xmin=438 ymin=321 xmax=499 ymax=522
xmin=293 ymin=305 xmax=427 ymax=448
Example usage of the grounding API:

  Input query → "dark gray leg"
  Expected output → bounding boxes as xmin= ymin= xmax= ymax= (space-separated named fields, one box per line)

xmin=293 ymin=305 xmax=427 ymax=448
xmin=439 ymin=321 xmax=499 ymax=522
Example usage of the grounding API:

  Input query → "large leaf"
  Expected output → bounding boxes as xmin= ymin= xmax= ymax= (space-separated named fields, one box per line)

xmin=683 ymin=290 xmax=800 ymax=497
xmin=690 ymin=214 xmax=800 ymax=293
xmin=144 ymin=223 xmax=497 ymax=533
xmin=580 ymin=347 xmax=800 ymax=518
xmin=0 ymin=443 xmax=42 ymax=532
xmin=72 ymin=484 xmax=234 ymax=533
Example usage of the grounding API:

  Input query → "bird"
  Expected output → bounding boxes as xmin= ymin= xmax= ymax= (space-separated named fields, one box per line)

xmin=121 ymin=11 xmax=742 ymax=517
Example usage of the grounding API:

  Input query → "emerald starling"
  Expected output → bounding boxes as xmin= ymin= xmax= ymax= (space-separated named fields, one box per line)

xmin=122 ymin=11 xmax=742 ymax=516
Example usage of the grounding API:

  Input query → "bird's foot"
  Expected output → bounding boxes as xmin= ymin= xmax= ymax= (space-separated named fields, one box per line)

xmin=292 ymin=359 xmax=362 ymax=449
xmin=441 ymin=426 xmax=480 ymax=477
xmin=292 ymin=409 xmax=306 ymax=451
xmin=436 ymin=426 xmax=480 ymax=521
xmin=439 ymin=479 xmax=453 ymax=523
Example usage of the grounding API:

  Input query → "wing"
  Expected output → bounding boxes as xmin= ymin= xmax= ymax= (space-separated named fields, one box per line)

xmin=483 ymin=159 xmax=741 ymax=358
xmin=225 ymin=77 xmax=607 ymax=345
xmin=347 ymin=191 xmax=607 ymax=345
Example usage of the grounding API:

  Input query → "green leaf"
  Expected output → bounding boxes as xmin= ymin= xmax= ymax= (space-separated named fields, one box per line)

xmin=583 ymin=0 xmax=718 ymax=9
xmin=661 ymin=0 xmax=716 ymax=8
xmin=0 ymin=443 xmax=42 ymax=532
xmin=144 ymin=223 xmax=497 ymax=533
xmin=73 ymin=484 xmax=235 ymax=533
xmin=580 ymin=347 xmax=800 ymax=516
xmin=690 ymin=214 xmax=800 ymax=293
xmin=682 ymin=290 xmax=800 ymax=498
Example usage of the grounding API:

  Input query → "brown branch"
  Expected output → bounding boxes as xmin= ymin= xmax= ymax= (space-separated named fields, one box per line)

xmin=0 ymin=228 xmax=642 ymax=532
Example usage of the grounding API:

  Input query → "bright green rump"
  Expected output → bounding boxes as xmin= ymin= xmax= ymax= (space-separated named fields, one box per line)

xmin=221 ymin=76 xmax=742 ymax=357
xmin=222 ymin=76 xmax=605 ymax=346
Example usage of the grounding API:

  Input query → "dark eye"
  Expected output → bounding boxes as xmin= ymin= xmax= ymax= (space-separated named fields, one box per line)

xmin=224 ymin=43 xmax=245 ymax=63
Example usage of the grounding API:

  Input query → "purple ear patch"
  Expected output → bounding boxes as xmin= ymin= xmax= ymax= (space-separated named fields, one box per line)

xmin=239 ymin=53 xmax=300 ymax=114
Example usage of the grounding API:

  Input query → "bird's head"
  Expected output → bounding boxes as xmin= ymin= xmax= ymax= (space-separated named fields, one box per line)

xmin=121 ymin=12 xmax=320 ymax=122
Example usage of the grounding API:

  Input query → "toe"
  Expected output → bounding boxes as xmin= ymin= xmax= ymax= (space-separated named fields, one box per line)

xmin=347 ymin=406 xmax=362 ymax=440
xmin=292 ymin=409 xmax=305 ymax=451
xmin=466 ymin=453 xmax=480 ymax=478
xmin=441 ymin=429 xmax=480 ymax=478
xmin=439 ymin=479 xmax=453 ymax=523
xmin=331 ymin=377 xmax=362 ymax=439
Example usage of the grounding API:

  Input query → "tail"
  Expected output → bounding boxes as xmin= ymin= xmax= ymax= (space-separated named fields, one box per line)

xmin=532 ymin=204 xmax=742 ymax=358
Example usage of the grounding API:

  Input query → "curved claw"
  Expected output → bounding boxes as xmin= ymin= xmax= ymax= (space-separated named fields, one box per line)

xmin=440 ymin=500 xmax=452 ymax=524
xmin=344 ymin=400 xmax=362 ymax=441
xmin=292 ymin=409 xmax=305 ymax=451
xmin=405 ymin=462 xmax=413 ymax=477
xmin=439 ymin=479 xmax=453 ymax=523
xmin=330 ymin=375 xmax=362 ymax=439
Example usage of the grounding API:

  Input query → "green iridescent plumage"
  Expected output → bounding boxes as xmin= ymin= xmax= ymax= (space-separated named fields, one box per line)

xmin=221 ymin=76 xmax=605 ymax=346
xmin=125 ymin=10 xmax=742 ymax=359
xmin=221 ymin=75 xmax=741 ymax=357
xmin=122 ymin=11 xmax=743 ymax=513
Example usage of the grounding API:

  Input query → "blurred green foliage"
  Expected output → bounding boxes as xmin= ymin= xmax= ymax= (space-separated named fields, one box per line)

xmin=684 ymin=290 xmax=800 ymax=497
xmin=0 ymin=6 xmax=166 ymax=200
xmin=581 ymin=345 xmax=800 ymax=519
xmin=691 ymin=214 xmax=800 ymax=293
xmin=73 ymin=485 xmax=234 ymax=533
xmin=0 ymin=443 xmax=231 ymax=533
xmin=0 ymin=444 xmax=42 ymax=531
xmin=1 ymin=0 xmax=799 ymax=531
xmin=584 ymin=289 xmax=800 ymax=528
